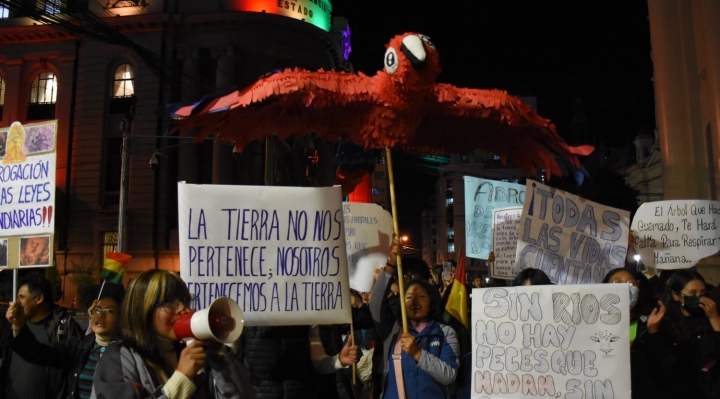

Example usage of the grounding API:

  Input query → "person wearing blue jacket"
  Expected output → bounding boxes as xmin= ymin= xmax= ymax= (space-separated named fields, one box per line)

xmin=371 ymin=256 xmax=459 ymax=399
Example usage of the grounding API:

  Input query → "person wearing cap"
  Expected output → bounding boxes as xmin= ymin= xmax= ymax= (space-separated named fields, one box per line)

xmin=4 ymin=281 xmax=124 ymax=399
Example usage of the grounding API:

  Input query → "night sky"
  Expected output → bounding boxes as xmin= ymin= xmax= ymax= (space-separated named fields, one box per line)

xmin=333 ymin=1 xmax=656 ymax=248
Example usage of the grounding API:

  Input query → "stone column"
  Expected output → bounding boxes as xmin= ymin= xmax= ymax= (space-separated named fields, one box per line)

xmin=647 ymin=0 xmax=710 ymax=199
xmin=691 ymin=0 xmax=720 ymax=199
xmin=212 ymin=46 xmax=235 ymax=185
xmin=178 ymin=48 xmax=200 ymax=184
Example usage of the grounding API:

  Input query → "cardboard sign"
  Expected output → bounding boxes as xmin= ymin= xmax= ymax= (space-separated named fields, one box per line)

xmin=471 ymin=284 xmax=631 ymax=399
xmin=343 ymin=202 xmax=393 ymax=292
xmin=178 ymin=183 xmax=351 ymax=326
xmin=465 ymin=177 xmax=526 ymax=259
xmin=0 ymin=121 xmax=57 ymax=269
xmin=515 ymin=180 xmax=630 ymax=285
xmin=491 ymin=207 xmax=523 ymax=280
xmin=632 ymin=200 xmax=720 ymax=269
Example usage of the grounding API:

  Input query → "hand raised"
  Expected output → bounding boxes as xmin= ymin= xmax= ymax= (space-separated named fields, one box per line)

xmin=176 ymin=340 xmax=206 ymax=378
xmin=5 ymin=302 xmax=25 ymax=329
xmin=647 ymin=300 xmax=666 ymax=334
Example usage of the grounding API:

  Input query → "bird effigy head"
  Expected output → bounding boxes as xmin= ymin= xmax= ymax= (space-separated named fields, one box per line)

xmin=383 ymin=32 xmax=441 ymax=85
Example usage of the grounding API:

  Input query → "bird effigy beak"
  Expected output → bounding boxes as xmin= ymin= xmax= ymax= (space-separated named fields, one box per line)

xmin=400 ymin=35 xmax=426 ymax=69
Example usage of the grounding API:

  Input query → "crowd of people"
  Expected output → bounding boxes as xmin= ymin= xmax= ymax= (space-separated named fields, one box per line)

xmin=1 ymin=249 xmax=720 ymax=399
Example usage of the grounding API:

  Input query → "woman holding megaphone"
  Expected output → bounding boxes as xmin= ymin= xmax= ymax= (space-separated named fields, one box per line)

xmin=92 ymin=270 xmax=252 ymax=399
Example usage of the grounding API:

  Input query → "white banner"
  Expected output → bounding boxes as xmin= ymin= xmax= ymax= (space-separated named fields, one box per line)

xmin=515 ymin=180 xmax=630 ymax=285
xmin=632 ymin=200 xmax=720 ymax=269
xmin=465 ymin=177 xmax=526 ymax=259
xmin=178 ymin=183 xmax=352 ymax=326
xmin=491 ymin=207 xmax=523 ymax=280
xmin=471 ymin=284 xmax=630 ymax=399
xmin=343 ymin=202 xmax=393 ymax=292
xmin=0 ymin=121 xmax=57 ymax=269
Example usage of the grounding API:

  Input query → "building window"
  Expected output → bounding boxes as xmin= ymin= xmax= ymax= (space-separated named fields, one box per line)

xmin=110 ymin=64 xmax=136 ymax=114
xmin=27 ymin=71 xmax=57 ymax=120
xmin=102 ymin=232 xmax=118 ymax=264
xmin=446 ymin=197 xmax=453 ymax=206
xmin=43 ymin=0 xmax=63 ymax=14
xmin=0 ymin=4 xmax=8 ymax=18
xmin=447 ymin=242 xmax=455 ymax=253
xmin=0 ymin=75 xmax=5 ymax=120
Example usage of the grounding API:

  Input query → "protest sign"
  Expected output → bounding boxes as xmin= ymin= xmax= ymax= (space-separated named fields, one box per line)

xmin=0 ymin=121 xmax=57 ymax=269
xmin=343 ymin=202 xmax=393 ymax=292
xmin=631 ymin=200 xmax=720 ymax=269
xmin=515 ymin=180 xmax=629 ymax=285
xmin=471 ymin=283 xmax=630 ymax=399
xmin=178 ymin=183 xmax=352 ymax=326
xmin=465 ymin=177 xmax=526 ymax=260
xmin=491 ymin=207 xmax=523 ymax=280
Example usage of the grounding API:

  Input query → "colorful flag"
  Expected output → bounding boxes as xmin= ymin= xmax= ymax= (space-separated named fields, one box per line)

xmin=444 ymin=252 xmax=468 ymax=329
xmin=101 ymin=252 xmax=131 ymax=284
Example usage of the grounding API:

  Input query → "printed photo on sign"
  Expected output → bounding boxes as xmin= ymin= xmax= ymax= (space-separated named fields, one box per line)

xmin=464 ymin=176 xmax=526 ymax=260
xmin=0 ymin=238 xmax=7 ymax=268
xmin=515 ymin=180 xmax=630 ymax=285
xmin=23 ymin=123 xmax=56 ymax=154
xmin=178 ymin=183 xmax=352 ymax=327
xmin=0 ymin=131 xmax=7 ymax=158
xmin=19 ymin=235 xmax=51 ymax=267
xmin=471 ymin=283 xmax=630 ymax=399
xmin=631 ymin=200 xmax=720 ymax=269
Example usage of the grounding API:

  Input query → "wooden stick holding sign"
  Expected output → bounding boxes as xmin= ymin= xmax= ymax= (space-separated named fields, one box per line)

xmin=385 ymin=147 xmax=408 ymax=333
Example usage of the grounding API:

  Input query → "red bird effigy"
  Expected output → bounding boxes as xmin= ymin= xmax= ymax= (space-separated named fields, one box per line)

xmin=172 ymin=32 xmax=592 ymax=186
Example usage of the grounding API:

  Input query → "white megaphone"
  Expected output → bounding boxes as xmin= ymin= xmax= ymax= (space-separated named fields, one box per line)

xmin=173 ymin=297 xmax=244 ymax=344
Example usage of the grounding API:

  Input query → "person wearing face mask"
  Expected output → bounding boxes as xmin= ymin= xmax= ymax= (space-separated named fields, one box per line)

xmin=602 ymin=267 xmax=659 ymax=399
xmin=638 ymin=270 xmax=720 ymax=399
xmin=92 ymin=270 xmax=252 ymax=399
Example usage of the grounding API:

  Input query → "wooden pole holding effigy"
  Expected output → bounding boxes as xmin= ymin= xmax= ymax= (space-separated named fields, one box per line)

xmin=385 ymin=147 xmax=408 ymax=333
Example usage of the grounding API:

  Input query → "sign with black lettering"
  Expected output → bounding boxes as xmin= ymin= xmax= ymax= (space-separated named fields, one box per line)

xmin=178 ymin=183 xmax=351 ymax=326
xmin=491 ymin=207 xmax=522 ymax=280
xmin=471 ymin=283 xmax=630 ymax=398
xmin=464 ymin=177 xmax=526 ymax=260
xmin=0 ymin=121 xmax=57 ymax=270
xmin=631 ymin=200 xmax=720 ymax=269
xmin=515 ymin=180 xmax=629 ymax=285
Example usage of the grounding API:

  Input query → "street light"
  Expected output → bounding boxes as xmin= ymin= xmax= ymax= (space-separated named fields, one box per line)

xmin=401 ymin=235 xmax=409 ymax=242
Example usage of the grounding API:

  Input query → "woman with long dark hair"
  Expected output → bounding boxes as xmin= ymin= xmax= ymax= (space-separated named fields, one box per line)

xmin=92 ymin=270 xmax=251 ymax=399
xmin=638 ymin=270 xmax=720 ymax=399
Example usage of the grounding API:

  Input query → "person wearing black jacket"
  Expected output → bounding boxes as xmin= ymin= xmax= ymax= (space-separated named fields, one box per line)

xmin=4 ymin=282 xmax=123 ymax=399
xmin=1 ymin=273 xmax=84 ymax=399
xmin=637 ymin=270 xmax=720 ymax=399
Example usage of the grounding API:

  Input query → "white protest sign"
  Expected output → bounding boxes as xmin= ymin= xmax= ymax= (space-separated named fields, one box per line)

xmin=465 ymin=177 xmax=526 ymax=259
xmin=632 ymin=200 xmax=720 ymax=269
xmin=178 ymin=183 xmax=351 ymax=326
xmin=515 ymin=180 xmax=629 ymax=284
xmin=471 ymin=283 xmax=630 ymax=399
xmin=0 ymin=121 xmax=57 ymax=269
xmin=491 ymin=207 xmax=523 ymax=280
xmin=343 ymin=202 xmax=393 ymax=292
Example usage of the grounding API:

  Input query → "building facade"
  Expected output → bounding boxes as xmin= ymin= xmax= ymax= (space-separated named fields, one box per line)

xmin=0 ymin=0 xmax=347 ymax=305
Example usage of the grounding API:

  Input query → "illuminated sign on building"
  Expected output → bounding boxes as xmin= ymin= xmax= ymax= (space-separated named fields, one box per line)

xmin=228 ymin=0 xmax=332 ymax=32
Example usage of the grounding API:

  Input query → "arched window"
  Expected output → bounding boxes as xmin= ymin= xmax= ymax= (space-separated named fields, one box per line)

xmin=110 ymin=64 xmax=135 ymax=114
xmin=27 ymin=71 xmax=57 ymax=120
xmin=113 ymin=64 xmax=134 ymax=98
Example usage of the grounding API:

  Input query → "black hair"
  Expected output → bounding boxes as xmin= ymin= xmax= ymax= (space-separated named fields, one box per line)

xmin=402 ymin=258 xmax=431 ymax=281
xmin=602 ymin=267 xmax=655 ymax=321
xmin=404 ymin=279 xmax=443 ymax=322
xmin=18 ymin=273 xmax=53 ymax=309
xmin=659 ymin=270 xmax=718 ymax=356
xmin=512 ymin=268 xmax=552 ymax=286
xmin=94 ymin=282 xmax=125 ymax=307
